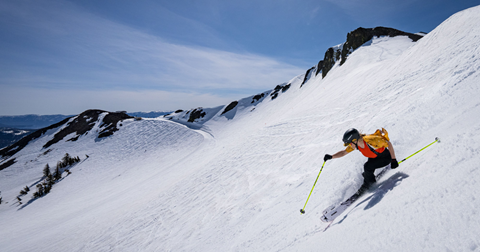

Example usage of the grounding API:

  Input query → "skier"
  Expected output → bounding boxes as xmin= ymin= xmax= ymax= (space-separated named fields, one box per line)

xmin=324 ymin=128 xmax=399 ymax=193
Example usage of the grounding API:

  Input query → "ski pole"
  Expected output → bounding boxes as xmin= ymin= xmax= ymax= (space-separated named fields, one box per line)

xmin=300 ymin=161 xmax=326 ymax=214
xmin=399 ymin=137 xmax=440 ymax=164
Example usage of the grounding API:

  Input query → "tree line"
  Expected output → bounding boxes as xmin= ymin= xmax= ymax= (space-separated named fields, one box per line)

xmin=16 ymin=153 xmax=80 ymax=204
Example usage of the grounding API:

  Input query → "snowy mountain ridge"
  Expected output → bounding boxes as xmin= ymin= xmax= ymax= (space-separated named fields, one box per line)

xmin=1 ymin=5 xmax=480 ymax=252
xmin=0 ymin=25 xmax=420 ymax=168
xmin=162 ymin=27 xmax=423 ymax=126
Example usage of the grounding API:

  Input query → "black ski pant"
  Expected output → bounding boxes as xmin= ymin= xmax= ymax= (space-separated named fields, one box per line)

xmin=363 ymin=149 xmax=391 ymax=185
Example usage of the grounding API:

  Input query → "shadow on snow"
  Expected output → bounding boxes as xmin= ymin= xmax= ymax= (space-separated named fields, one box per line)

xmin=337 ymin=172 xmax=410 ymax=224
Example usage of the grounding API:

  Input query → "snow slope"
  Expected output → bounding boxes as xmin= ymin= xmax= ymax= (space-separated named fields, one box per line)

xmin=1 ymin=5 xmax=480 ymax=252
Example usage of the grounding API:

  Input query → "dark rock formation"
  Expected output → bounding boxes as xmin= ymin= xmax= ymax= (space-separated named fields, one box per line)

xmin=98 ymin=112 xmax=134 ymax=138
xmin=252 ymin=93 xmax=265 ymax=103
xmin=322 ymin=47 xmax=343 ymax=78
xmin=0 ymin=110 xmax=133 ymax=170
xmin=188 ymin=108 xmax=206 ymax=123
xmin=0 ymin=158 xmax=16 ymax=171
xmin=315 ymin=60 xmax=324 ymax=76
xmin=282 ymin=84 xmax=291 ymax=92
xmin=340 ymin=27 xmax=423 ymax=65
xmin=222 ymin=101 xmax=239 ymax=115
xmin=44 ymin=110 xmax=104 ymax=148
xmin=301 ymin=67 xmax=316 ymax=87
xmin=271 ymin=83 xmax=291 ymax=100
xmin=319 ymin=26 xmax=424 ymax=78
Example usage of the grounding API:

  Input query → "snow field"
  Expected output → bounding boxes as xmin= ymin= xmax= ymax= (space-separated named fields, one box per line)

xmin=1 ymin=5 xmax=480 ymax=252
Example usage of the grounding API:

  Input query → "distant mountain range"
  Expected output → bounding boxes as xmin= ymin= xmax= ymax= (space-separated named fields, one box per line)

xmin=0 ymin=111 xmax=171 ymax=149
xmin=0 ymin=128 xmax=35 ymax=151
xmin=0 ymin=111 xmax=171 ymax=130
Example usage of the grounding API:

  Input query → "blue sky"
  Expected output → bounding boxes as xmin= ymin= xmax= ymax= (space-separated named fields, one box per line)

xmin=0 ymin=0 xmax=478 ymax=116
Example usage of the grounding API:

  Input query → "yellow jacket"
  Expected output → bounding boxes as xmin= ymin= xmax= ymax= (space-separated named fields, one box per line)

xmin=346 ymin=128 xmax=390 ymax=153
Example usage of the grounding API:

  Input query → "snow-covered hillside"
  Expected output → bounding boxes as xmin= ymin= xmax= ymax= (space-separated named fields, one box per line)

xmin=1 ymin=5 xmax=480 ymax=252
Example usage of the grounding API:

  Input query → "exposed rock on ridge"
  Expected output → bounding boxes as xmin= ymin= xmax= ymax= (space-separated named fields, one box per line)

xmin=188 ymin=108 xmax=207 ymax=123
xmin=270 ymin=83 xmax=291 ymax=99
xmin=317 ymin=26 xmax=424 ymax=78
xmin=222 ymin=101 xmax=239 ymax=115
xmin=98 ymin=112 xmax=134 ymax=138
xmin=0 ymin=110 xmax=133 ymax=170
xmin=44 ymin=110 xmax=132 ymax=148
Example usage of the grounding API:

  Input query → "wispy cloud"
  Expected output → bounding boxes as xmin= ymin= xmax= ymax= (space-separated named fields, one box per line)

xmin=0 ymin=0 xmax=304 ymax=114
xmin=0 ymin=86 xmax=235 ymax=115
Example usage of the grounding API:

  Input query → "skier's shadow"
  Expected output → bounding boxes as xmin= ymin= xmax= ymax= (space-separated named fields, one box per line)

xmin=337 ymin=172 xmax=409 ymax=224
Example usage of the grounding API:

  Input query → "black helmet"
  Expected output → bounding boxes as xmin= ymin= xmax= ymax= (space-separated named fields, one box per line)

xmin=343 ymin=128 xmax=360 ymax=146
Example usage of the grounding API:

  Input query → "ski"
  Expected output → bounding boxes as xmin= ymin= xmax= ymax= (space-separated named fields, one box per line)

xmin=321 ymin=164 xmax=391 ymax=223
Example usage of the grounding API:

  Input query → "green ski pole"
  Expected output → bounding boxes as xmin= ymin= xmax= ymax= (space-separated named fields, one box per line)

xmin=399 ymin=137 xmax=440 ymax=164
xmin=300 ymin=161 xmax=326 ymax=214
xmin=300 ymin=137 xmax=439 ymax=215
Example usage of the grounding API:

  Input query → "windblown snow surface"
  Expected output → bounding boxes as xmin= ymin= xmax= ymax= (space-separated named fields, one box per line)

xmin=1 ymin=5 xmax=480 ymax=252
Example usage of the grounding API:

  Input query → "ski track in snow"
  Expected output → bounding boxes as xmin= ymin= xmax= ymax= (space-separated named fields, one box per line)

xmin=1 ymin=5 xmax=480 ymax=252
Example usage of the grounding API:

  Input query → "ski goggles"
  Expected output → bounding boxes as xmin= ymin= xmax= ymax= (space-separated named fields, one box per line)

xmin=343 ymin=139 xmax=357 ymax=146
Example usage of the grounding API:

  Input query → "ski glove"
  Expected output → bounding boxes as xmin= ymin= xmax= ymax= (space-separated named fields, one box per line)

xmin=391 ymin=159 xmax=399 ymax=169
xmin=324 ymin=154 xmax=333 ymax=162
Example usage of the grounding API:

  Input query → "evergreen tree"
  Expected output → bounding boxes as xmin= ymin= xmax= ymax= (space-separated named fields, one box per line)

xmin=46 ymin=173 xmax=54 ymax=185
xmin=54 ymin=166 xmax=62 ymax=181
xmin=34 ymin=184 xmax=45 ymax=198
xmin=44 ymin=183 xmax=52 ymax=194
xmin=62 ymin=153 xmax=72 ymax=166
xmin=43 ymin=164 xmax=51 ymax=178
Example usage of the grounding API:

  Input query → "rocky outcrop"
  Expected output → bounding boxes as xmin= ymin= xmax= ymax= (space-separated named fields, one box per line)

xmin=321 ymin=46 xmax=343 ymax=78
xmin=0 ymin=110 xmax=133 ymax=170
xmin=340 ymin=27 xmax=423 ymax=65
xmin=315 ymin=60 xmax=324 ymax=76
xmin=44 ymin=110 xmax=103 ymax=148
xmin=318 ymin=26 xmax=424 ymax=78
xmin=270 ymin=83 xmax=291 ymax=100
xmin=43 ymin=110 xmax=133 ymax=148
xmin=222 ymin=101 xmax=239 ymax=115
xmin=98 ymin=112 xmax=134 ymax=138
xmin=0 ymin=158 xmax=16 ymax=171
xmin=252 ymin=93 xmax=265 ymax=103
xmin=301 ymin=67 xmax=316 ymax=87
xmin=188 ymin=108 xmax=206 ymax=123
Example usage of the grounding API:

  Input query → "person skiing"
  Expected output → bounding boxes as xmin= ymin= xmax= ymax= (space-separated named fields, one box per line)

xmin=324 ymin=128 xmax=399 ymax=193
